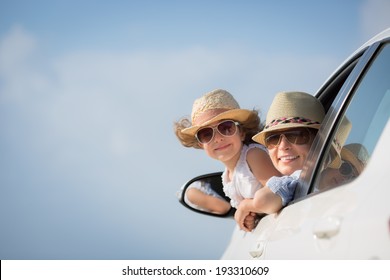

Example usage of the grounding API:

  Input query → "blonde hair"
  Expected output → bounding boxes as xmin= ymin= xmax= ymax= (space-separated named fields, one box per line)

xmin=174 ymin=109 xmax=261 ymax=149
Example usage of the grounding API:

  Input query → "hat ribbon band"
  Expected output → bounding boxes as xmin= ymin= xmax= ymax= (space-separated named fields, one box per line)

xmin=265 ymin=117 xmax=320 ymax=129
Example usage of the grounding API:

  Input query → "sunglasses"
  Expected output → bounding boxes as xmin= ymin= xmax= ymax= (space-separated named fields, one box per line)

xmin=195 ymin=120 xmax=240 ymax=144
xmin=265 ymin=128 xmax=312 ymax=149
xmin=339 ymin=160 xmax=357 ymax=178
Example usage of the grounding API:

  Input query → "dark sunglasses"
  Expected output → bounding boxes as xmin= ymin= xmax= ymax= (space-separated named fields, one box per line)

xmin=265 ymin=128 xmax=312 ymax=149
xmin=195 ymin=120 xmax=240 ymax=144
xmin=339 ymin=160 xmax=357 ymax=178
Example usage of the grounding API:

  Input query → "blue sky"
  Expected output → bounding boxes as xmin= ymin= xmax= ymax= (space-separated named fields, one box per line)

xmin=1 ymin=0 xmax=389 ymax=260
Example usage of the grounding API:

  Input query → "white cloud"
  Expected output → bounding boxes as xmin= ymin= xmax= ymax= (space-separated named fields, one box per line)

xmin=0 ymin=25 xmax=36 ymax=71
xmin=0 ymin=25 xmax=52 ymax=104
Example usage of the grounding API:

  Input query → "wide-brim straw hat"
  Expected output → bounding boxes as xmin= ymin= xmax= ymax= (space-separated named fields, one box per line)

xmin=252 ymin=91 xmax=325 ymax=145
xmin=340 ymin=143 xmax=369 ymax=174
xmin=181 ymin=89 xmax=253 ymax=136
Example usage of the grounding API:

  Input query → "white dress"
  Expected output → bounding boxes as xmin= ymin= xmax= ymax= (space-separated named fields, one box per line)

xmin=222 ymin=143 xmax=267 ymax=208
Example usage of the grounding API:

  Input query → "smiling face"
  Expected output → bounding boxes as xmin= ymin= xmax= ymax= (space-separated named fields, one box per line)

xmin=266 ymin=128 xmax=315 ymax=175
xmin=201 ymin=127 xmax=243 ymax=165
xmin=195 ymin=110 xmax=244 ymax=167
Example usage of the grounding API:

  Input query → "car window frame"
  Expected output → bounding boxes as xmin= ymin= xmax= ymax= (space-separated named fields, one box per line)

xmin=291 ymin=40 xmax=385 ymax=203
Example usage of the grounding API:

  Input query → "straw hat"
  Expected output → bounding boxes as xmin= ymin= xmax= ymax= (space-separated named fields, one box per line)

xmin=181 ymin=89 xmax=253 ymax=136
xmin=341 ymin=143 xmax=369 ymax=174
xmin=252 ymin=91 xmax=325 ymax=145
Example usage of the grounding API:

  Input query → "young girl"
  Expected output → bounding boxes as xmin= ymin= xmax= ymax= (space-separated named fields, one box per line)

xmin=174 ymin=89 xmax=280 ymax=212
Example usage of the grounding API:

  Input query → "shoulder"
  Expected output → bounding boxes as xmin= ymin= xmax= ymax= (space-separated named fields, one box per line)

xmin=291 ymin=170 xmax=302 ymax=179
xmin=245 ymin=144 xmax=274 ymax=173
xmin=247 ymin=143 xmax=267 ymax=152
xmin=267 ymin=170 xmax=302 ymax=186
xmin=267 ymin=175 xmax=296 ymax=189
xmin=246 ymin=144 xmax=269 ymax=161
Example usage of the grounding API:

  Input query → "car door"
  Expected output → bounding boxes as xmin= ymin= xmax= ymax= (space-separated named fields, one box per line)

xmin=247 ymin=37 xmax=390 ymax=259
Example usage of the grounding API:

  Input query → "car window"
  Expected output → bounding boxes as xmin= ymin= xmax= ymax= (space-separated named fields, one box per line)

xmin=313 ymin=42 xmax=390 ymax=192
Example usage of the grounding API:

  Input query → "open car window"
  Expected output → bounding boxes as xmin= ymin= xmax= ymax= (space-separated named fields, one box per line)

xmin=312 ymin=42 xmax=390 ymax=193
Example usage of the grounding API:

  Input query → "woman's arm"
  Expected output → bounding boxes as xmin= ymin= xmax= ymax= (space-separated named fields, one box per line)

xmin=235 ymin=187 xmax=283 ymax=232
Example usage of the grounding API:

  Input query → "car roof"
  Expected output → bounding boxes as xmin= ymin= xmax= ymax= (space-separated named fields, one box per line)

xmin=356 ymin=27 xmax=390 ymax=53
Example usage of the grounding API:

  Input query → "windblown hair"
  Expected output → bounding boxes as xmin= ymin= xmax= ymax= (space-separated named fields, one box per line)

xmin=174 ymin=117 xmax=200 ymax=148
xmin=174 ymin=109 xmax=262 ymax=149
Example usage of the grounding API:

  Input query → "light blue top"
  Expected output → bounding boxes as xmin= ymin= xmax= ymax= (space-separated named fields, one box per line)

xmin=267 ymin=170 xmax=302 ymax=206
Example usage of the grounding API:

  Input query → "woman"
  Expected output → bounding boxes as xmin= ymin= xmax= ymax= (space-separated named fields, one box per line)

xmin=235 ymin=91 xmax=325 ymax=232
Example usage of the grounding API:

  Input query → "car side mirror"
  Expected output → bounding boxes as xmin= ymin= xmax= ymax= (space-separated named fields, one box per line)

xmin=177 ymin=172 xmax=235 ymax=217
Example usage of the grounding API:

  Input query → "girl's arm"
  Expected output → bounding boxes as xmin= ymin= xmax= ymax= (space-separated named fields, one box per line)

xmin=186 ymin=188 xmax=231 ymax=214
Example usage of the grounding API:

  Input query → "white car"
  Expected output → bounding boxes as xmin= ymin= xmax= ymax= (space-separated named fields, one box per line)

xmin=178 ymin=27 xmax=390 ymax=259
